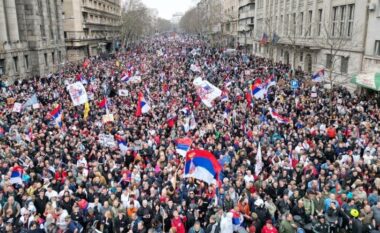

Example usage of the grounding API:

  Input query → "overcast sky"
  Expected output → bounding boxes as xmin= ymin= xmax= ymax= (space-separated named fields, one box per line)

xmin=141 ymin=0 xmax=199 ymax=20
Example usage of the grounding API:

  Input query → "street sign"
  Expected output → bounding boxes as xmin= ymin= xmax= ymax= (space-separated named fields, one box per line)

xmin=291 ymin=80 xmax=299 ymax=90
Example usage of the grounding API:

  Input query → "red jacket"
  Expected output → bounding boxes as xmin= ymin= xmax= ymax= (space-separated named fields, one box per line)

xmin=171 ymin=216 xmax=186 ymax=233
xmin=261 ymin=225 xmax=278 ymax=233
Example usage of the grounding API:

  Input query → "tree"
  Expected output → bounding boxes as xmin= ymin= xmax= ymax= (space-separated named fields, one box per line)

xmin=120 ymin=0 xmax=152 ymax=47
xmin=179 ymin=7 xmax=203 ymax=35
xmin=155 ymin=18 xmax=173 ymax=33
xmin=311 ymin=19 xmax=360 ymax=111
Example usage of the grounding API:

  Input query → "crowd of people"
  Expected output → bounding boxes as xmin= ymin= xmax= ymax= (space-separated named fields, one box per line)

xmin=0 ymin=34 xmax=380 ymax=233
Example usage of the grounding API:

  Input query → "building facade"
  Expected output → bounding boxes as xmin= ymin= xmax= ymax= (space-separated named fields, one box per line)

xmin=222 ymin=0 xmax=239 ymax=47
xmin=63 ymin=0 xmax=121 ymax=61
xmin=0 ymin=0 xmax=66 ymax=82
xmin=250 ymin=0 xmax=380 ymax=78
xmin=237 ymin=0 xmax=255 ymax=52
xmin=363 ymin=0 xmax=380 ymax=72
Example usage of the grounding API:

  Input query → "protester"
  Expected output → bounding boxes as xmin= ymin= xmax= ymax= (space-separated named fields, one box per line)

xmin=0 ymin=34 xmax=380 ymax=233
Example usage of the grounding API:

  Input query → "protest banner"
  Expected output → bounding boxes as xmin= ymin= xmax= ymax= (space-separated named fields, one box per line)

xmin=118 ymin=90 xmax=129 ymax=96
xmin=12 ymin=103 xmax=22 ymax=112
xmin=67 ymin=82 xmax=88 ymax=106
xmin=98 ymin=133 xmax=116 ymax=148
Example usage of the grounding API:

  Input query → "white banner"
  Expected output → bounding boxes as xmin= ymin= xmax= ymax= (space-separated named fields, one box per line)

xmin=118 ymin=89 xmax=129 ymax=96
xmin=98 ymin=134 xmax=116 ymax=148
xmin=67 ymin=82 xmax=88 ymax=106
xmin=102 ymin=114 xmax=114 ymax=124
xmin=12 ymin=103 xmax=22 ymax=112
xmin=127 ymin=76 xmax=141 ymax=84
xmin=193 ymin=79 xmax=222 ymax=108
xmin=190 ymin=64 xmax=201 ymax=73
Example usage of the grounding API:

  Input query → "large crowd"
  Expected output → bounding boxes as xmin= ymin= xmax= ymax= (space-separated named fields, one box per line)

xmin=0 ymin=35 xmax=380 ymax=233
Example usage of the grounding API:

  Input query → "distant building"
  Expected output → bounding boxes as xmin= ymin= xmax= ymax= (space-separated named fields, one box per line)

xmin=0 ymin=0 xmax=66 ymax=81
xmin=171 ymin=12 xmax=184 ymax=24
xmin=237 ymin=0 xmax=255 ymax=52
xmin=63 ymin=0 xmax=121 ymax=61
xmin=222 ymin=0 xmax=238 ymax=47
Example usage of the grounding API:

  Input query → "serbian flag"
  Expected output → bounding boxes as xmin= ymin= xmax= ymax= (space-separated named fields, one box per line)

xmin=115 ymin=134 xmax=128 ymax=155
xmin=97 ymin=97 xmax=107 ymax=109
xmin=260 ymin=33 xmax=269 ymax=45
xmin=251 ymin=83 xmax=266 ymax=99
xmin=312 ymin=69 xmax=325 ymax=82
xmin=230 ymin=209 xmax=244 ymax=226
xmin=184 ymin=150 xmax=222 ymax=185
xmin=221 ymin=90 xmax=229 ymax=102
xmin=264 ymin=74 xmax=276 ymax=90
xmin=167 ymin=113 xmax=177 ymax=128
xmin=121 ymin=70 xmax=131 ymax=82
xmin=49 ymin=105 xmax=63 ymax=128
xmin=269 ymin=107 xmax=291 ymax=124
xmin=135 ymin=92 xmax=150 ymax=117
xmin=10 ymin=165 xmax=24 ymax=185
xmin=176 ymin=138 xmax=192 ymax=157
xmin=25 ymin=127 xmax=34 ymax=142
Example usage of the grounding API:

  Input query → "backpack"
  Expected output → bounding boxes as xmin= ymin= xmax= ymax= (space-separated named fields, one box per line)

xmin=296 ymin=227 xmax=306 ymax=233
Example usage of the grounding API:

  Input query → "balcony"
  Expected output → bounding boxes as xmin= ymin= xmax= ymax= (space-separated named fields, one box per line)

xmin=239 ymin=11 xmax=255 ymax=20
xmin=64 ymin=31 xmax=106 ymax=42
xmin=239 ymin=0 xmax=255 ymax=8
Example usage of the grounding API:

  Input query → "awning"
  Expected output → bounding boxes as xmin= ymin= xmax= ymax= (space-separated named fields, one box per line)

xmin=351 ymin=72 xmax=380 ymax=91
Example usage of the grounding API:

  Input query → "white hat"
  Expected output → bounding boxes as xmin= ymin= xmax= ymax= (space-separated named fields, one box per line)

xmin=28 ymin=204 xmax=36 ymax=213
xmin=254 ymin=199 xmax=264 ymax=207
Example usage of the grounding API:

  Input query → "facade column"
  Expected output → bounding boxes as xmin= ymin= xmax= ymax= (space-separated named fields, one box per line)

xmin=0 ymin=0 xmax=9 ymax=42
xmin=4 ymin=0 xmax=19 ymax=42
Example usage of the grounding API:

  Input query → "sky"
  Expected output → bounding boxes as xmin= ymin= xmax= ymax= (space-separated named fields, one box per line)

xmin=140 ymin=0 xmax=198 ymax=20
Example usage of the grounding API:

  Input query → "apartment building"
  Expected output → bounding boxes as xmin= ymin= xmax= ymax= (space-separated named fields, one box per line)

xmin=63 ymin=0 xmax=121 ymax=61
xmin=222 ymin=0 xmax=239 ymax=47
xmin=0 ymin=0 xmax=66 ymax=82
xmin=363 ymin=0 xmax=380 ymax=72
xmin=237 ymin=0 xmax=255 ymax=52
xmin=251 ymin=0 xmax=378 ymax=77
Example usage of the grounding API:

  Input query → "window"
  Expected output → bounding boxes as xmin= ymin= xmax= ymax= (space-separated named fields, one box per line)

xmin=24 ymin=55 xmax=29 ymax=69
xmin=299 ymin=12 xmax=303 ymax=36
xmin=307 ymin=11 xmax=312 ymax=36
xmin=13 ymin=56 xmax=18 ymax=73
xmin=300 ymin=52 xmax=303 ymax=62
xmin=292 ymin=13 xmax=296 ymax=35
xmin=281 ymin=49 xmax=283 ymax=56
xmin=52 ymin=52 xmax=55 ymax=64
xmin=326 ymin=54 xmax=332 ymax=69
xmin=285 ymin=14 xmax=289 ymax=36
xmin=59 ymin=51 xmax=62 ymax=62
xmin=339 ymin=6 xmax=346 ymax=37
xmin=341 ymin=56 xmax=349 ymax=74
xmin=44 ymin=53 xmax=48 ymax=66
xmin=332 ymin=7 xmax=338 ymax=37
xmin=318 ymin=9 xmax=323 ymax=36
xmin=250 ymin=4 xmax=254 ymax=10
xmin=375 ymin=40 xmax=380 ymax=56
xmin=0 ymin=59 xmax=5 ymax=75
xmin=280 ymin=15 xmax=283 ymax=35
xmin=347 ymin=4 xmax=354 ymax=37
